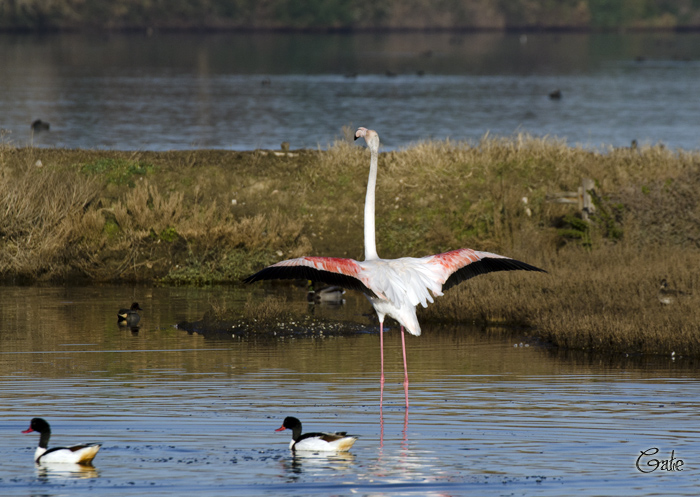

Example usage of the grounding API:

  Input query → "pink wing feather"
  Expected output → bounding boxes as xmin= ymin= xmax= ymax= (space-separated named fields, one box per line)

xmin=426 ymin=248 xmax=545 ymax=291
xmin=243 ymin=256 xmax=378 ymax=297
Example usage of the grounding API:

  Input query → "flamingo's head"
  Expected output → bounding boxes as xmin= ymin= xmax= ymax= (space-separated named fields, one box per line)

xmin=354 ymin=127 xmax=379 ymax=151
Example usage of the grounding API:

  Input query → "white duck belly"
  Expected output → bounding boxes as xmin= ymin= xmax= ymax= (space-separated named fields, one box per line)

xmin=36 ymin=444 xmax=101 ymax=464
xmin=292 ymin=435 xmax=357 ymax=452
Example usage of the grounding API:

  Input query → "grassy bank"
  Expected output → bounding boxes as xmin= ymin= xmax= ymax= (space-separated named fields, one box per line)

xmin=2 ymin=0 xmax=700 ymax=31
xmin=1 ymin=134 xmax=699 ymax=355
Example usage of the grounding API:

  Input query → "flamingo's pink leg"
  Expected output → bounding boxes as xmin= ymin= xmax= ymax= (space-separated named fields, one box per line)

xmin=380 ymin=321 xmax=385 ymax=407
xmin=401 ymin=326 xmax=409 ymax=409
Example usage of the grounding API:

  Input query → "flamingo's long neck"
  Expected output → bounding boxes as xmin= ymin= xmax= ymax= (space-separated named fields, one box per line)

xmin=364 ymin=142 xmax=379 ymax=260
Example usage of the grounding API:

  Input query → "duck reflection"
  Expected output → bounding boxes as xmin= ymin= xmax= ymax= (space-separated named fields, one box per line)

xmin=281 ymin=451 xmax=356 ymax=481
xmin=36 ymin=462 xmax=99 ymax=481
xmin=117 ymin=323 xmax=141 ymax=334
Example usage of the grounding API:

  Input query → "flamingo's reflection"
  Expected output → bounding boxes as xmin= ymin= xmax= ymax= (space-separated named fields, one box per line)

xmin=379 ymin=402 xmax=409 ymax=448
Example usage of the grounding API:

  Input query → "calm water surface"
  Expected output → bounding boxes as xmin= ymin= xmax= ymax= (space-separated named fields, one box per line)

xmin=1 ymin=32 xmax=699 ymax=151
xmin=0 ymin=285 xmax=698 ymax=496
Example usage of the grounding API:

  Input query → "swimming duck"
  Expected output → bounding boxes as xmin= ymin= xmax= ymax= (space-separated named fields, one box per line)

xmin=275 ymin=416 xmax=357 ymax=452
xmin=118 ymin=302 xmax=142 ymax=326
xmin=307 ymin=283 xmax=345 ymax=304
xmin=22 ymin=418 xmax=101 ymax=465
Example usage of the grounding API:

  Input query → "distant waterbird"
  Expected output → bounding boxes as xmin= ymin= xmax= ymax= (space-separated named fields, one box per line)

xmin=307 ymin=282 xmax=346 ymax=304
xmin=31 ymin=119 xmax=50 ymax=131
xmin=549 ymin=89 xmax=562 ymax=100
xmin=118 ymin=302 xmax=142 ymax=326
xmin=244 ymin=127 xmax=546 ymax=409
xmin=658 ymin=279 xmax=689 ymax=305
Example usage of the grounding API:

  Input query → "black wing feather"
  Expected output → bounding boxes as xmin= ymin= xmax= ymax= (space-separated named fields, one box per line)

xmin=40 ymin=444 xmax=96 ymax=457
xmin=443 ymin=257 xmax=546 ymax=292
xmin=243 ymin=266 xmax=378 ymax=298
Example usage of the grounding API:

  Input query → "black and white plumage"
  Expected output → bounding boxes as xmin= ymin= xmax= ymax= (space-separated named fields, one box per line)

xmin=22 ymin=418 xmax=101 ymax=465
xmin=275 ymin=416 xmax=357 ymax=452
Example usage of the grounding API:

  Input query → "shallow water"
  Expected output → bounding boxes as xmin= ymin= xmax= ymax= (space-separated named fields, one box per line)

xmin=0 ymin=285 xmax=698 ymax=496
xmin=1 ymin=31 xmax=700 ymax=151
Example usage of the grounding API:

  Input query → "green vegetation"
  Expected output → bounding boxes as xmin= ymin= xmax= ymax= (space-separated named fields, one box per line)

xmin=1 ymin=134 xmax=699 ymax=355
xmin=80 ymin=157 xmax=155 ymax=186
xmin=2 ymin=0 xmax=700 ymax=31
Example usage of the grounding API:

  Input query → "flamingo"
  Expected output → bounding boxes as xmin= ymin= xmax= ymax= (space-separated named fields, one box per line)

xmin=244 ymin=127 xmax=545 ymax=408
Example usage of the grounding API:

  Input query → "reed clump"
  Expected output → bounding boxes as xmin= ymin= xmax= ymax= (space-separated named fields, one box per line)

xmin=0 ymin=147 xmax=102 ymax=281
xmin=241 ymin=294 xmax=289 ymax=323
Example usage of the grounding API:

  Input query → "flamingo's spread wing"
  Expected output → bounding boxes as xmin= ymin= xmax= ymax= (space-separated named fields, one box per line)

xmin=426 ymin=248 xmax=546 ymax=292
xmin=243 ymin=257 xmax=378 ymax=298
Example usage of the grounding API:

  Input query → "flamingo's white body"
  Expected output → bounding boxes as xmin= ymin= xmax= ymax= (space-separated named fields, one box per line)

xmin=245 ymin=127 xmax=545 ymax=407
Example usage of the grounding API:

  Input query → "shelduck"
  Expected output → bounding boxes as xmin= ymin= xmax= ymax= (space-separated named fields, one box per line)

xmin=275 ymin=416 xmax=357 ymax=452
xmin=22 ymin=418 xmax=101 ymax=465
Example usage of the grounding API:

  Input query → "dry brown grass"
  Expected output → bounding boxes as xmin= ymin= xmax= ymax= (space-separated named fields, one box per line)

xmin=421 ymin=243 xmax=700 ymax=355
xmin=0 ymin=145 xmax=313 ymax=282
xmin=0 ymin=149 xmax=101 ymax=280
xmin=93 ymin=180 xmax=311 ymax=282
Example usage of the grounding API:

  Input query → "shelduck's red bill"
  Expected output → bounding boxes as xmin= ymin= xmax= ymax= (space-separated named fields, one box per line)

xmin=275 ymin=426 xmax=286 ymax=432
